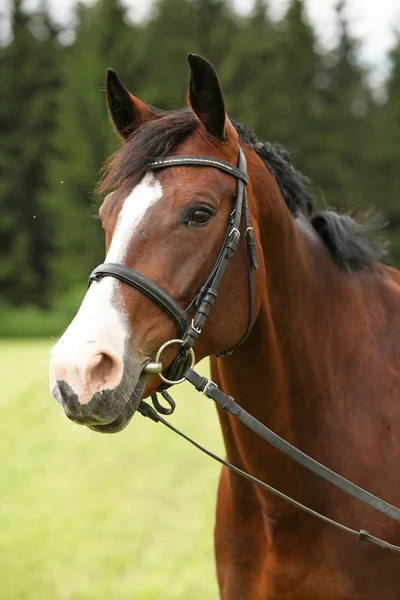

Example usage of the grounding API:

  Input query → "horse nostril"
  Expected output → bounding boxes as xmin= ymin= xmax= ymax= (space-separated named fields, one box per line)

xmin=83 ymin=352 xmax=122 ymax=394
xmin=92 ymin=353 xmax=113 ymax=384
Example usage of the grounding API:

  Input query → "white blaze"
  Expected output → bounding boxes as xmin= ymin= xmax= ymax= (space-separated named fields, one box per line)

xmin=106 ymin=172 xmax=163 ymax=263
xmin=50 ymin=173 xmax=163 ymax=399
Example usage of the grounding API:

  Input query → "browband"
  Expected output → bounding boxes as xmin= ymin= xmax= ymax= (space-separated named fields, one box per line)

xmin=149 ymin=155 xmax=249 ymax=185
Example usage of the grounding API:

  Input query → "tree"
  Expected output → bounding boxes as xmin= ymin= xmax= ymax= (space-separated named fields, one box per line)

xmin=271 ymin=0 xmax=324 ymax=179
xmin=134 ymin=0 xmax=237 ymax=110
xmin=0 ymin=0 xmax=62 ymax=306
xmin=224 ymin=0 xmax=323 ymax=173
xmin=365 ymin=36 xmax=400 ymax=266
xmin=40 ymin=0 xmax=138 ymax=295
xmin=309 ymin=2 xmax=371 ymax=211
xmin=221 ymin=0 xmax=282 ymax=134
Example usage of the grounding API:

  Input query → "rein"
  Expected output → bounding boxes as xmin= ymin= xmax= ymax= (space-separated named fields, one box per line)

xmin=89 ymin=148 xmax=400 ymax=556
xmin=137 ymin=394 xmax=400 ymax=556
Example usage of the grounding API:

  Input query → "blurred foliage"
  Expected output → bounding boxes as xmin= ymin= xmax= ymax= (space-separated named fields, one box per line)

xmin=0 ymin=0 xmax=61 ymax=308
xmin=0 ymin=284 xmax=86 ymax=337
xmin=1 ymin=0 xmax=400 ymax=335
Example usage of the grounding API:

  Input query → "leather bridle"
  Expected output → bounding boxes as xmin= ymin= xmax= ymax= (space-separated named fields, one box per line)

xmin=89 ymin=147 xmax=400 ymax=556
xmin=90 ymin=147 xmax=258 ymax=387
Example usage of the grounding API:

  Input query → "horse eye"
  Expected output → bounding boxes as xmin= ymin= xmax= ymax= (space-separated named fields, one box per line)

xmin=188 ymin=208 xmax=213 ymax=227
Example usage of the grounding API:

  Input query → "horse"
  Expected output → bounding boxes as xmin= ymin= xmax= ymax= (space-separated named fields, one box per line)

xmin=49 ymin=54 xmax=400 ymax=599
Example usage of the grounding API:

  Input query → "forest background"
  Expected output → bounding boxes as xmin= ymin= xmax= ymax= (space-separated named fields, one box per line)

xmin=2 ymin=0 xmax=400 ymax=336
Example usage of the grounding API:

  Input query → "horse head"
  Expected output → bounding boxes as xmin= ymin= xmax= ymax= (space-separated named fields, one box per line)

xmin=49 ymin=54 xmax=262 ymax=433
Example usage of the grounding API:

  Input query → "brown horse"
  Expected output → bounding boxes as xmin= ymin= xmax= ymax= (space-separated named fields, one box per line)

xmin=50 ymin=54 xmax=400 ymax=598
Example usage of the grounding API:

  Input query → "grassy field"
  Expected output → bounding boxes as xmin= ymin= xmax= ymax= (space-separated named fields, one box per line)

xmin=0 ymin=340 xmax=223 ymax=599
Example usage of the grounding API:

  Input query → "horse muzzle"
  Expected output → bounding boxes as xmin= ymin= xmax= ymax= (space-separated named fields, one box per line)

xmin=51 ymin=372 xmax=146 ymax=433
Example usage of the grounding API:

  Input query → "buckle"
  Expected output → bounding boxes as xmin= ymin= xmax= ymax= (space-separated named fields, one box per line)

xmin=202 ymin=380 xmax=218 ymax=397
xmin=229 ymin=227 xmax=240 ymax=238
xmin=191 ymin=319 xmax=202 ymax=335
xmin=227 ymin=227 xmax=240 ymax=256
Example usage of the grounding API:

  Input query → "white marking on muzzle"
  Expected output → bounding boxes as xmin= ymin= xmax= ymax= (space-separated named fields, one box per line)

xmin=50 ymin=172 xmax=163 ymax=402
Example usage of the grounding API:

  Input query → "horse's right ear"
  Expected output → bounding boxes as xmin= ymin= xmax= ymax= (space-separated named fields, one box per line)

xmin=106 ymin=69 xmax=155 ymax=138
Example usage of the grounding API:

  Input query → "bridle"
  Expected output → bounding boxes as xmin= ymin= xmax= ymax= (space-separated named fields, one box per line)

xmin=90 ymin=147 xmax=258 ymax=388
xmin=89 ymin=147 xmax=400 ymax=556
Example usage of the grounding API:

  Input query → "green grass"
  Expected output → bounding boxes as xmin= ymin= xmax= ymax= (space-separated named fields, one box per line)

xmin=0 ymin=340 xmax=223 ymax=599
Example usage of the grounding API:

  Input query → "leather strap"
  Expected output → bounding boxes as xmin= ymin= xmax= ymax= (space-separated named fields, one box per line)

xmin=184 ymin=368 xmax=400 ymax=523
xmin=137 ymin=398 xmax=400 ymax=555
xmin=149 ymin=155 xmax=249 ymax=185
xmin=218 ymin=188 xmax=258 ymax=357
xmin=180 ymin=147 xmax=256 ymax=353
xmin=89 ymin=263 xmax=189 ymax=338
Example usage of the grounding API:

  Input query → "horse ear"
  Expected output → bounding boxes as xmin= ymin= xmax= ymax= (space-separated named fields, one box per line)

xmin=187 ymin=53 xmax=227 ymax=141
xmin=106 ymin=69 xmax=155 ymax=138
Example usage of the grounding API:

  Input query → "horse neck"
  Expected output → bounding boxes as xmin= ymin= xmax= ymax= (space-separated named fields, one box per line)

xmin=213 ymin=162 xmax=354 ymax=483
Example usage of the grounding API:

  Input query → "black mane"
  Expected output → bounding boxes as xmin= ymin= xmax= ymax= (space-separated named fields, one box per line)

xmin=232 ymin=120 xmax=316 ymax=217
xmin=232 ymin=120 xmax=386 ymax=272
xmin=100 ymin=110 xmax=386 ymax=273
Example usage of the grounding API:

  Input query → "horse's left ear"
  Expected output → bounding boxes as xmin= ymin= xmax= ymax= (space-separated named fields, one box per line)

xmin=187 ymin=53 xmax=231 ymax=141
xmin=106 ymin=69 xmax=155 ymax=138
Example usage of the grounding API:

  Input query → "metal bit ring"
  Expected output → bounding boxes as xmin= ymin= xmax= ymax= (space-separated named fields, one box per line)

xmin=155 ymin=339 xmax=195 ymax=385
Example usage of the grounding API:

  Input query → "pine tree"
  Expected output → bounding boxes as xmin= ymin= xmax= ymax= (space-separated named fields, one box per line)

xmin=273 ymin=0 xmax=323 ymax=177
xmin=221 ymin=0 xmax=283 ymax=135
xmin=225 ymin=0 xmax=322 ymax=173
xmin=193 ymin=0 xmax=238 ymax=63
xmin=40 ymin=0 xmax=138 ymax=295
xmin=310 ymin=2 xmax=371 ymax=210
xmin=366 ymin=37 xmax=400 ymax=266
xmin=135 ymin=0 xmax=204 ymax=109
xmin=132 ymin=0 xmax=237 ymax=110
xmin=0 ymin=0 xmax=62 ymax=307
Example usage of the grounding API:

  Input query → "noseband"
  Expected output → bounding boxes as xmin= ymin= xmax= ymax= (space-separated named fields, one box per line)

xmin=89 ymin=146 xmax=258 ymax=384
